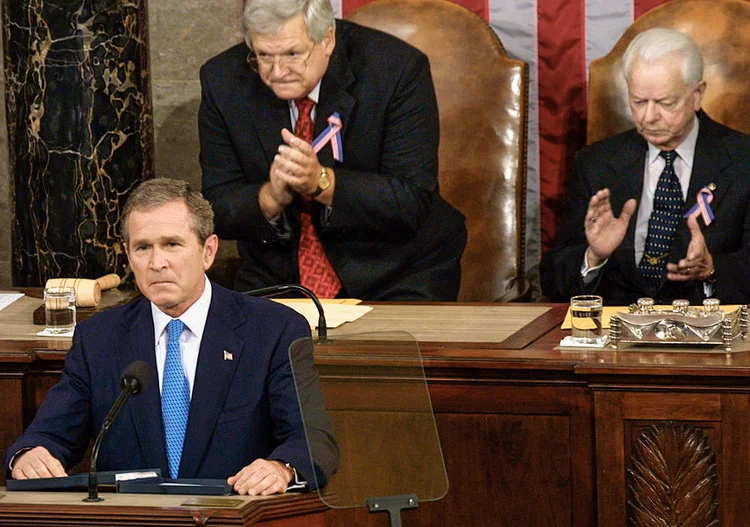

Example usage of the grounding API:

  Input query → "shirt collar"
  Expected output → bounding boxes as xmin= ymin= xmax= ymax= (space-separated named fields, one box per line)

xmin=290 ymin=81 xmax=322 ymax=108
xmin=151 ymin=276 xmax=213 ymax=344
xmin=647 ymin=114 xmax=700 ymax=168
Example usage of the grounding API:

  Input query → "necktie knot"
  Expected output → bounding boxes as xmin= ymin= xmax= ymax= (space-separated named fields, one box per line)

xmin=659 ymin=150 xmax=677 ymax=166
xmin=167 ymin=319 xmax=185 ymax=341
xmin=296 ymin=97 xmax=314 ymax=118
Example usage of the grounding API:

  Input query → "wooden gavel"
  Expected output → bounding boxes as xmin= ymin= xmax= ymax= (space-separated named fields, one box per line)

xmin=45 ymin=274 xmax=121 ymax=307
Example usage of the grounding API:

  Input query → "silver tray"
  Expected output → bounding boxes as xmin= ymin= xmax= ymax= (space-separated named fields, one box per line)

xmin=609 ymin=301 xmax=748 ymax=351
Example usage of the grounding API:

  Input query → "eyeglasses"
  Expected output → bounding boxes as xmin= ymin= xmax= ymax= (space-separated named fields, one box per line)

xmin=247 ymin=44 xmax=317 ymax=74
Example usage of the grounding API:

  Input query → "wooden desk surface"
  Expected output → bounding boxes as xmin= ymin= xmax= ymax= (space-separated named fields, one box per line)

xmin=329 ymin=304 xmax=552 ymax=346
xmin=0 ymin=294 xmax=69 ymax=341
xmin=4 ymin=297 xmax=750 ymax=377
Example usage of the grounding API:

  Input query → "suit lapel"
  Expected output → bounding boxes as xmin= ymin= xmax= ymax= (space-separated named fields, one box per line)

xmin=608 ymin=132 xmax=649 ymax=288
xmin=118 ymin=299 xmax=170 ymax=475
xmin=237 ymin=66 xmax=291 ymax=167
xmin=179 ymin=287 xmax=247 ymax=478
xmin=315 ymin=40 xmax=356 ymax=168
xmin=673 ymin=115 xmax=732 ymax=254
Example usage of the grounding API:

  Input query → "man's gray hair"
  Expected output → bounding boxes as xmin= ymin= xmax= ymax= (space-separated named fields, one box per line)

xmin=243 ymin=0 xmax=335 ymax=45
xmin=121 ymin=178 xmax=215 ymax=245
xmin=622 ymin=27 xmax=704 ymax=87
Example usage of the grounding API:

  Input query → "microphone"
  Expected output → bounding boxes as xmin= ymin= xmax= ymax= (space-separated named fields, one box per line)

xmin=83 ymin=361 xmax=151 ymax=502
xmin=242 ymin=284 xmax=328 ymax=342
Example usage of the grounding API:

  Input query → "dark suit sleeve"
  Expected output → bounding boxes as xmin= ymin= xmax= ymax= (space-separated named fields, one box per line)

xmin=325 ymin=52 xmax=440 ymax=238
xmin=4 ymin=330 xmax=93 ymax=476
xmin=709 ymin=187 xmax=750 ymax=304
xmin=198 ymin=63 xmax=280 ymax=244
xmin=264 ymin=313 xmax=338 ymax=488
xmin=540 ymin=152 xmax=597 ymax=301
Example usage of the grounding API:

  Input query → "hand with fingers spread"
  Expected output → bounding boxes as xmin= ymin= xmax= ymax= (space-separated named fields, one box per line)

xmin=665 ymin=214 xmax=715 ymax=282
xmin=11 ymin=446 xmax=67 ymax=480
xmin=227 ymin=458 xmax=294 ymax=496
xmin=584 ymin=188 xmax=637 ymax=267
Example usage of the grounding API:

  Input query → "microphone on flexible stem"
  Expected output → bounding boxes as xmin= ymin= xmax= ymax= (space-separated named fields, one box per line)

xmin=83 ymin=361 xmax=151 ymax=503
xmin=242 ymin=284 xmax=328 ymax=342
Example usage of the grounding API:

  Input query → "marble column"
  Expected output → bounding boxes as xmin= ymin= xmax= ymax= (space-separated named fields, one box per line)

xmin=2 ymin=0 xmax=153 ymax=286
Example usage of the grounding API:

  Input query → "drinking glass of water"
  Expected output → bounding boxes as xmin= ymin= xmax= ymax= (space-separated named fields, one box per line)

xmin=569 ymin=295 xmax=604 ymax=344
xmin=44 ymin=286 xmax=76 ymax=334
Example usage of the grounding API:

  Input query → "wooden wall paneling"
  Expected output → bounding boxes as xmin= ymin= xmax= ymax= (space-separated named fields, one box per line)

xmin=594 ymin=391 xmax=626 ymax=527
xmin=720 ymin=393 xmax=750 ymax=522
xmin=23 ymin=370 xmax=62 ymax=426
xmin=422 ymin=382 xmax=596 ymax=527
xmin=594 ymin=390 xmax=730 ymax=526
xmin=0 ymin=372 xmax=25 ymax=486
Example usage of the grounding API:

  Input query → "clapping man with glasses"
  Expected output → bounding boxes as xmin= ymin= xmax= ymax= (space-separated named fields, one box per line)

xmin=199 ymin=0 xmax=466 ymax=301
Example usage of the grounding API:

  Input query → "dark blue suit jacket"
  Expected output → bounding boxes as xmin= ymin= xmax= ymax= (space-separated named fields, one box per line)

xmin=5 ymin=283 xmax=337 ymax=486
xmin=199 ymin=20 xmax=466 ymax=301
xmin=541 ymin=113 xmax=750 ymax=305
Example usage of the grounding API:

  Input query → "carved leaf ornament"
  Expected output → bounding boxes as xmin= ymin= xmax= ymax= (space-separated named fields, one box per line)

xmin=627 ymin=423 xmax=718 ymax=527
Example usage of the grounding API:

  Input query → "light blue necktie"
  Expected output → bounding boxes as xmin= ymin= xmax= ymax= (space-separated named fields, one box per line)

xmin=162 ymin=319 xmax=189 ymax=479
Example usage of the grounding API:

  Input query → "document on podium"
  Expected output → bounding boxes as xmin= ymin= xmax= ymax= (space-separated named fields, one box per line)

xmin=6 ymin=469 xmax=160 ymax=491
xmin=275 ymin=298 xmax=372 ymax=328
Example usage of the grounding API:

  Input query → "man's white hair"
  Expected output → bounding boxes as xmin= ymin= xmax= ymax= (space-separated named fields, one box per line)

xmin=622 ymin=27 xmax=704 ymax=87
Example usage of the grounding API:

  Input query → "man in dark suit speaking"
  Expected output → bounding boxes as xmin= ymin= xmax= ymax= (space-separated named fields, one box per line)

xmin=5 ymin=178 xmax=338 ymax=496
xmin=541 ymin=28 xmax=750 ymax=306
xmin=199 ymin=0 xmax=466 ymax=301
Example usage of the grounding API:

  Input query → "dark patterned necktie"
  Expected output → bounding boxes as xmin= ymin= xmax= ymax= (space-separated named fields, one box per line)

xmin=162 ymin=319 xmax=189 ymax=479
xmin=295 ymin=97 xmax=342 ymax=298
xmin=638 ymin=150 xmax=683 ymax=288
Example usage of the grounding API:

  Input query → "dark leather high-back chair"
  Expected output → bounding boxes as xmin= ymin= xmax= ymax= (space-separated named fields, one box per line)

xmin=588 ymin=0 xmax=750 ymax=145
xmin=348 ymin=0 xmax=530 ymax=302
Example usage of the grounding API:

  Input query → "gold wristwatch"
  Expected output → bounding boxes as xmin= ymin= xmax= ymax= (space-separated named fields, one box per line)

xmin=309 ymin=167 xmax=330 ymax=198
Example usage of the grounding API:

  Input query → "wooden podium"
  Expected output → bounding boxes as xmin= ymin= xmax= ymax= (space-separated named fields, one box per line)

xmin=0 ymin=488 xmax=326 ymax=526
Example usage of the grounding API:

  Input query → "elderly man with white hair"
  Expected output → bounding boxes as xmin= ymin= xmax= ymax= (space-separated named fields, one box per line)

xmin=542 ymin=27 xmax=750 ymax=306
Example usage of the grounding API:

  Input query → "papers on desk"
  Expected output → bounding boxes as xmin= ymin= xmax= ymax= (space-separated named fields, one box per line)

xmin=0 ymin=293 xmax=24 ymax=312
xmin=274 ymin=298 xmax=373 ymax=328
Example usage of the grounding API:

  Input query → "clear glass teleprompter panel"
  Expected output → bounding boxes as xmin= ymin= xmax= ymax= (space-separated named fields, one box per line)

xmin=289 ymin=331 xmax=448 ymax=509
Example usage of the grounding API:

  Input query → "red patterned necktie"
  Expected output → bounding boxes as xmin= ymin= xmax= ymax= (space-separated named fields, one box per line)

xmin=294 ymin=97 xmax=342 ymax=298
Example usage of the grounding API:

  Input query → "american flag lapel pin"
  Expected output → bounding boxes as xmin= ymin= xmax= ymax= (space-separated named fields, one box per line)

xmin=223 ymin=350 xmax=233 ymax=361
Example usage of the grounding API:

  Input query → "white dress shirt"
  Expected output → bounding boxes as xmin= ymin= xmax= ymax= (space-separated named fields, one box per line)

xmin=151 ymin=276 xmax=212 ymax=398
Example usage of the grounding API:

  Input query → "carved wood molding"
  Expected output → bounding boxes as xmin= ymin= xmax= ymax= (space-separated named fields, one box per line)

xmin=627 ymin=422 xmax=718 ymax=527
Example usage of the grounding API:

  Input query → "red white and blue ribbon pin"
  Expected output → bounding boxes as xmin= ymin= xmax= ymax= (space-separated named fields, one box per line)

xmin=311 ymin=112 xmax=343 ymax=162
xmin=683 ymin=185 xmax=715 ymax=225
